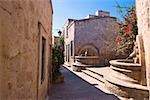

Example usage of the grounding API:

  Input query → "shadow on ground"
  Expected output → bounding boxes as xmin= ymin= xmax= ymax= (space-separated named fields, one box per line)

xmin=49 ymin=67 xmax=119 ymax=100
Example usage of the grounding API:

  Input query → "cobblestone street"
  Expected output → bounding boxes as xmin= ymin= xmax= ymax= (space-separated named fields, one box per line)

xmin=49 ymin=67 xmax=119 ymax=100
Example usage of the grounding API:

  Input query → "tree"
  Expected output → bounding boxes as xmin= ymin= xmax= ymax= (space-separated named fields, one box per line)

xmin=115 ymin=6 xmax=138 ymax=57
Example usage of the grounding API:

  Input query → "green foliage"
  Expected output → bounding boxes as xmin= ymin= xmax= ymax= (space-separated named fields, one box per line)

xmin=52 ymin=37 xmax=64 ymax=82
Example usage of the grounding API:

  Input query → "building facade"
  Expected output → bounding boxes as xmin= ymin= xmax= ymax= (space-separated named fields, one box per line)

xmin=63 ymin=10 xmax=119 ymax=67
xmin=136 ymin=0 xmax=150 ymax=98
xmin=0 ymin=0 xmax=53 ymax=100
xmin=52 ymin=35 xmax=60 ymax=46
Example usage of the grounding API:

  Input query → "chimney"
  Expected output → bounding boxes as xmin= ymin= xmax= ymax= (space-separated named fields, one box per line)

xmin=95 ymin=10 xmax=110 ymax=17
xmin=85 ymin=14 xmax=96 ymax=19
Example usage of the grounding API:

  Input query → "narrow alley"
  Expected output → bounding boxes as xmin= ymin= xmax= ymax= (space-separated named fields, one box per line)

xmin=49 ymin=67 xmax=119 ymax=100
xmin=1 ymin=0 xmax=150 ymax=100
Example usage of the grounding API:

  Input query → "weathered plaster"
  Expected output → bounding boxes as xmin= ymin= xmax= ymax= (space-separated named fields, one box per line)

xmin=0 ymin=0 xmax=53 ymax=100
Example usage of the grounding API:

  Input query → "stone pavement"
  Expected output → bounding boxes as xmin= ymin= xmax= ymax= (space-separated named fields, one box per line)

xmin=49 ymin=67 xmax=119 ymax=100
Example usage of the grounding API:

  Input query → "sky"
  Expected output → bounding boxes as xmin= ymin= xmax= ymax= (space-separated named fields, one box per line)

xmin=52 ymin=0 xmax=135 ymax=36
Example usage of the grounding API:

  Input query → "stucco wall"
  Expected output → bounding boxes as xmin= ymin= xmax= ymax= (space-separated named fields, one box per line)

xmin=64 ymin=20 xmax=75 ymax=65
xmin=136 ymin=0 xmax=150 ymax=90
xmin=0 ymin=0 xmax=52 ymax=100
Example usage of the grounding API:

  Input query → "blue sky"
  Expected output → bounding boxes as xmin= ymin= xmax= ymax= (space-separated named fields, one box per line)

xmin=52 ymin=0 xmax=135 ymax=35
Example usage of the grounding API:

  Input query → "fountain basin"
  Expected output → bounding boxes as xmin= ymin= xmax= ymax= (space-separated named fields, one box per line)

xmin=110 ymin=59 xmax=141 ymax=70
xmin=105 ymin=75 xmax=149 ymax=99
xmin=109 ymin=59 xmax=141 ymax=83
xmin=74 ymin=56 xmax=100 ymax=66
xmin=104 ymin=59 xmax=149 ymax=99
xmin=72 ymin=56 xmax=99 ymax=72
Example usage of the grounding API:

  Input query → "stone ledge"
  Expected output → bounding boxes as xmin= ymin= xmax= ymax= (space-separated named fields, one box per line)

xmin=110 ymin=59 xmax=141 ymax=68
xmin=105 ymin=75 xmax=149 ymax=91
xmin=105 ymin=75 xmax=149 ymax=99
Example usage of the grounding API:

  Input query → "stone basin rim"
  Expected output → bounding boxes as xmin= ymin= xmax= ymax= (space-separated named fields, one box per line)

xmin=75 ymin=56 xmax=99 ymax=59
xmin=105 ymin=75 xmax=149 ymax=91
xmin=109 ymin=59 xmax=141 ymax=67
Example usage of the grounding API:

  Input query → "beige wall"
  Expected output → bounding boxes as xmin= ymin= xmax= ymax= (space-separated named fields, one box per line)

xmin=136 ymin=0 xmax=150 ymax=96
xmin=63 ymin=19 xmax=75 ymax=65
xmin=0 ymin=0 xmax=53 ymax=100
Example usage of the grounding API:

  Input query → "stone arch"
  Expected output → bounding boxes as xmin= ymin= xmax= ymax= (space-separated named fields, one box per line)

xmin=77 ymin=44 xmax=99 ymax=56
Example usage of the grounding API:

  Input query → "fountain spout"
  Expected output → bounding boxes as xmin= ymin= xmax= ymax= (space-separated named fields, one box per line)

xmin=126 ymin=42 xmax=139 ymax=63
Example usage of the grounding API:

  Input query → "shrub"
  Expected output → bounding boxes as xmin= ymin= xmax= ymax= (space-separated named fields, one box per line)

xmin=52 ymin=37 xmax=64 ymax=82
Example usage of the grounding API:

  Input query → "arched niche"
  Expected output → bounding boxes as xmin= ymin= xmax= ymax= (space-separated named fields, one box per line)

xmin=77 ymin=44 xmax=99 ymax=56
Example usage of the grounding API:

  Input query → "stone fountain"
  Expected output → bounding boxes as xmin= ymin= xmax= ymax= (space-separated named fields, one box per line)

xmin=104 ymin=35 xmax=149 ymax=100
xmin=72 ymin=49 xmax=100 ymax=72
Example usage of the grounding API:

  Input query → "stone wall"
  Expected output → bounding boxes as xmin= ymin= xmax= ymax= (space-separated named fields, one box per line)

xmin=0 ymin=0 xmax=53 ymax=100
xmin=136 ymin=0 xmax=150 ymax=97
xmin=74 ymin=17 xmax=119 ymax=65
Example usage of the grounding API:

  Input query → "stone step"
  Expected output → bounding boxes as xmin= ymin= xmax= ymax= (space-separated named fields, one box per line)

xmin=85 ymin=67 xmax=139 ymax=84
xmin=86 ymin=67 xmax=110 ymax=77
xmin=63 ymin=65 xmax=111 ymax=94
xmin=77 ymin=71 xmax=111 ymax=94
xmin=81 ymin=70 xmax=105 ymax=83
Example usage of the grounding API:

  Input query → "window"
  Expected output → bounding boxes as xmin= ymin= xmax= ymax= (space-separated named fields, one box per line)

xmin=66 ymin=45 xmax=67 ymax=61
xmin=41 ymin=37 xmax=46 ymax=84
xmin=66 ymin=26 xmax=68 ymax=38
xmin=67 ymin=44 xmax=70 ymax=62
xmin=70 ymin=41 xmax=73 ymax=56
xmin=147 ymin=8 xmax=150 ymax=28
